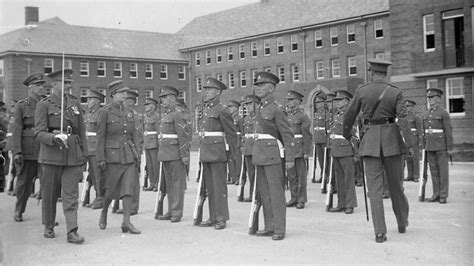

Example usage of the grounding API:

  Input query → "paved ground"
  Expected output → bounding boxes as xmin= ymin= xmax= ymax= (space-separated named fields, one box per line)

xmin=1 ymin=153 xmax=473 ymax=265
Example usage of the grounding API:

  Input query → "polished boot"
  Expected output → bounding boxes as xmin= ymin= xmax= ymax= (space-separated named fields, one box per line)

xmin=286 ymin=199 xmax=297 ymax=207
xmin=272 ymin=233 xmax=285 ymax=240
xmin=329 ymin=207 xmax=345 ymax=213
xmin=214 ymin=221 xmax=226 ymax=230
xmin=255 ymin=230 xmax=274 ymax=237
xmin=375 ymin=233 xmax=387 ymax=243
xmin=121 ymin=223 xmax=141 ymax=234
xmin=14 ymin=211 xmax=23 ymax=222
xmin=99 ymin=211 xmax=107 ymax=230
xmin=344 ymin=207 xmax=354 ymax=214
xmin=296 ymin=202 xmax=305 ymax=209
xmin=426 ymin=196 xmax=439 ymax=203
xmin=199 ymin=219 xmax=217 ymax=227
xmin=439 ymin=198 xmax=447 ymax=204
xmin=44 ymin=228 xmax=55 ymax=238
xmin=67 ymin=230 xmax=85 ymax=244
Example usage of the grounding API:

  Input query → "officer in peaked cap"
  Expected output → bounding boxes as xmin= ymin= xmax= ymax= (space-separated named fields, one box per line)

xmin=285 ymin=90 xmax=312 ymax=209
xmin=96 ymin=80 xmax=142 ymax=235
xmin=251 ymin=72 xmax=294 ymax=240
xmin=226 ymin=99 xmax=243 ymax=185
xmin=343 ymin=58 xmax=412 ymax=243
xmin=83 ymin=90 xmax=106 ymax=210
xmin=422 ymin=87 xmax=452 ymax=204
xmin=142 ymin=95 xmax=161 ymax=193
xmin=144 ymin=97 xmax=159 ymax=106
xmin=155 ymin=85 xmax=190 ymax=222
xmin=35 ymin=69 xmax=87 ymax=244
xmin=11 ymin=73 xmax=45 ymax=221
xmin=196 ymin=77 xmax=237 ymax=230
xmin=403 ymin=99 xmax=423 ymax=183
xmin=311 ymin=91 xmax=328 ymax=184
xmin=328 ymin=89 xmax=358 ymax=214
xmin=321 ymin=91 xmax=336 ymax=194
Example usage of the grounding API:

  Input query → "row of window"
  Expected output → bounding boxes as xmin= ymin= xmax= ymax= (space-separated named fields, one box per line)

xmin=194 ymin=19 xmax=384 ymax=66
xmin=42 ymin=59 xmax=186 ymax=80
xmin=77 ymin=87 xmax=186 ymax=105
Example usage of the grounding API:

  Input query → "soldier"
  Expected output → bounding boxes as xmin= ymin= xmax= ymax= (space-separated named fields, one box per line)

xmin=97 ymin=80 xmax=142 ymax=234
xmin=312 ymin=92 xmax=327 ymax=183
xmin=6 ymin=101 xmax=18 ymax=196
xmin=84 ymin=90 xmax=106 ymax=209
xmin=175 ymin=98 xmax=192 ymax=178
xmin=197 ymin=77 xmax=237 ymax=230
xmin=226 ymin=100 xmax=243 ymax=185
xmin=322 ymin=92 xmax=336 ymax=194
xmin=285 ymin=90 xmax=312 ymax=209
xmin=35 ymin=69 xmax=87 ymax=244
xmin=343 ymin=58 xmax=412 ymax=243
xmin=422 ymin=88 xmax=453 ymax=204
xmin=142 ymin=96 xmax=160 ymax=192
xmin=0 ymin=102 xmax=8 ymax=192
xmin=251 ymin=72 xmax=294 ymax=241
xmin=155 ymin=86 xmax=190 ymax=222
xmin=328 ymin=90 xmax=358 ymax=214
xmin=404 ymin=100 xmax=423 ymax=183
xmin=11 ymin=73 xmax=44 ymax=221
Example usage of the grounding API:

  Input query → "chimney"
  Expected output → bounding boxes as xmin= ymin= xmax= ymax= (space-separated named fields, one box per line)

xmin=25 ymin=6 xmax=39 ymax=25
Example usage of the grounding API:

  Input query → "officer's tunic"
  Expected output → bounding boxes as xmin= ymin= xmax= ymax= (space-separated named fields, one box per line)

xmin=35 ymin=93 xmax=87 ymax=233
xmin=242 ymin=113 xmax=257 ymax=197
xmin=405 ymin=111 xmax=423 ymax=180
xmin=422 ymin=106 xmax=453 ymax=199
xmin=143 ymin=112 xmax=160 ymax=189
xmin=330 ymin=105 xmax=357 ymax=209
xmin=12 ymin=96 xmax=41 ymax=214
xmin=287 ymin=108 xmax=312 ymax=203
xmin=313 ymin=108 xmax=327 ymax=179
xmin=343 ymin=79 xmax=412 ymax=234
xmin=85 ymin=104 xmax=103 ymax=202
xmin=158 ymin=106 xmax=190 ymax=219
xmin=96 ymin=101 xmax=141 ymax=201
xmin=252 ymin=94 xmax=295 ymax=235
xmin=228 ymin=111 xmax=243 ymax=183
xmin=199 ymin=98 xmax=237 ymax=222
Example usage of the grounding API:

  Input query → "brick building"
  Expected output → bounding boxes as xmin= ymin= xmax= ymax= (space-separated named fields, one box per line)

xmin=0 ymin=7 xmax=189 ymax=111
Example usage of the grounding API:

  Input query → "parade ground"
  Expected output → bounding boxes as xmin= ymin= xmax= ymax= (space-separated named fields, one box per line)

xmin=1 ymin=152 xmax=473 ymax=265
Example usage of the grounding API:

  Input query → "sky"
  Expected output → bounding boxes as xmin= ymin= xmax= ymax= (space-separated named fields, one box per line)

xmin=0 ymin=0 xmax=257 ymax=35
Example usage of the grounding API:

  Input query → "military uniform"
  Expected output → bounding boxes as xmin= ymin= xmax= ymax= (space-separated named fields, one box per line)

xmin=0 ymin=107 xmax=7 ymax=192
xmin=286 ymin=91 xmax=312 ymax=209
xmin=343 ymin=59 xmax=412 ymax=243
xmin=12 ymin=73 xmax=44 ymax=221
xmin=312 ymin=93 xmax=328 ymax=183
xmin=329 ymin=90 xmax=357 ymax=213
xmin=241 ymin=95 xmax=260 ymax=200
xmin=157 ymin=87 xmax=190 ymax=221
xmin=143 ymin=107 xmax=160 ymax=191
xmin=252 ymin=72 xmax=295 ymax=240
xmin=35 ymin=69 xmax=87 ymax=243
xmin=228 ymin=101 xmax=243 ymax=184
xmin=404 ymin=100 xmax=423 ymax=182
xmin=422 ymin=88 xmax=453 ymax=203
xmin=198 ymin=78 xmax=237 ymax=229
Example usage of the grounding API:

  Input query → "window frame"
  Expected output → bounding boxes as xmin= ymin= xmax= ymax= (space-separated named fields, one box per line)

xmin=445 ymin=77 xmax=465 ymax=117
xmin=228 ymin=72 xmax=235 ymax=89
xmin=44 ymin=58 xmax=54 ymax=74
xmin=251 ymin=69 xmax=258 ymax=84
xmin=330 ymin=27 xmax=338 ymax=46
xmin=239 ymin=44 xmax=245 ymax=60
xmin=160 ymin=64 xmax=168 ymax=80
xmin=64 ymin=59 xmax=72 ymax=70
xmin=314 ymin=30 xmax=322 ymax=48
xmin=0 ymin=59 xmax=3 ymax=76
xmin=145 ymin=63 xmax=153 ymax=79
xmin=228 ymin=46 xmax=234 ymax=61
xmin=347 ymin=56 xmax=357 ymax=76
xmin=114 ymin=62 xmax=122 ymax=78
xmin=97 ymin=61 xmax=106 ymax=77
xmin=277 ymin=37 xmax=284 ymax=54
xmin=97 ymin=88 xmax=107 ymax=105
xmin=216 ymin=48 xmax=222 ymax=63
xmin=331 ymin=59 xmax=341 ymax=78
xmin=277 ymin=65 xmax=286 ymax=83
xmin=79 ymin=87 xmax=89 ymax=104
xmin=196 ymin=76 xmax=202 ymax=92
xmin=346 ymin=24 xmax=355 ymax=43
xmin=145 ymin=89 xmax=154 ymax=99
xmin=129 ymin=63 xmax=138 ymax=79
xmin=216 ymin=73 xmax=223 ymax=82
xmin=205 ymin=50 xmax=211 ymax=65
xmin=316 ymin=61 xmax=325 ymax=79
xmin=251 ymin=42 xmax=258 ymax=58
xmin=374 ymin=19 xmax=384 ymax=39
xmin=79 ymin=60 xmax=89 ymax=77
xmin=423 ymin=14 xmax=435 ymax=52
xmin=290 ymin=34 xmax=298 ymax=52
xmin=195 ymin=52 xmax=201 ymax=67
xmin=239 ymin=70 xmax=247 ymax=88
xmin=178 ymin=65 xmax=186 ymax=80
xmin=264 ymin=39 xmax=271 ymax=56
xmin=291 ymin=64 xmax=300 ymax=82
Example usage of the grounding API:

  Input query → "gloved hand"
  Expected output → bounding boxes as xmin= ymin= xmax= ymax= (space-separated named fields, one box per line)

xmin=98 ymin=161 xmax=107 ymax=170
xmin=53 ymin=134 xmax=68 ymax=149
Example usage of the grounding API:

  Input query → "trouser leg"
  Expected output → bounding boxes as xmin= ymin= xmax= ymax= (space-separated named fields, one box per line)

xmin=340 ymin=156 xmax=357 ymax=208
xmin=383 ymin=155 xmax=409 ymax=227
xmin=42 ymin=165 xmax=62 ymax=230
xmin=333 ymin=157 xmax=346 ymax=208
xmin=245 ymin=156 xmax=255 ymax=197
xmin=167 ymin=160 xmax=186 ymax=218
xmin=61 ymin=166 xmax=81 ymax=233
xmin=436 ymin=150 xmax=449 ymax=199
xmin=363 ymin=156 xmax=386 ymax=234
xmin=295 ymin=157 xmax=307 ymax=203
xmin=263 ymin=163 xmax=286 ymax=234
xmin=15 ymin=160 xmax=38 ymax=214
xmin=427 ymin=151 xmax=440 ymax=198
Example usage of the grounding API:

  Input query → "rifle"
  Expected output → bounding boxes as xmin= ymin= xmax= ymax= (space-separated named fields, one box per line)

xmin=236 ymin=153 xmax=246 ymax=201
xmin=320 ymin=147 xmax=328 ymax=193
xmin=193 ymin=162 xmax=206 ymax=225
xmin=311 ymin=144 xmax=317 ymax=182
xmin=325 ymin=155 xmax=334 ymax=211
xmin=360 ymin=160 xmax=369 ymax=221
xmin=418 ymin=149 xmax=428 ymax=202
xmin=248 ymin=165 xmax=261 ymax=235
xmin=154 ymin=162 xmax=165 ymax=219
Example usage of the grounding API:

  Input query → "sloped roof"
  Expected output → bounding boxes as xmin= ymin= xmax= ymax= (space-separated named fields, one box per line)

xmin=178 ymin=0 xmax=389 ymax=49
xmin=0 ymin=17 xmax=186 ymax=61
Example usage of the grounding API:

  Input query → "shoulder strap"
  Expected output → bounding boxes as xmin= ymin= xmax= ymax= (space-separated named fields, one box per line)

xmin=368 ymin=85 xmax=390 ymax=119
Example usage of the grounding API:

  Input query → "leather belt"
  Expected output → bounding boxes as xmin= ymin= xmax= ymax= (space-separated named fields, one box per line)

xmin=144 ymin=131 xmax=157 ymax=136
xmin=410 ymin=128 xmax=417 ymax=132
xmin=254 ymin=133 xmax=284 ymax=158
xmin=364 ymin=117 xmax=395 ymax=125
xmin=244 ymin=133 xmax=254 ymax=139
xmin=159 ymin=133 xmax=178 ymax=139
xmin=294 ymin=134 xmax=303 ymax=138
xmin=86 ymin=131 xmax=97 ymax=137
xmin=201 ymin=131 xmax=225 ymax=137
xmin=314 ymin=127 xmax=325 ymax=130
xmin=330 ymin=134 xmax=345 ymax=139
xmin=425 ymin=129 xmax=444 ymax=134
xmin=236 ymin=132 xmax=241 ymax=135
xmin=6 ymin=133 xmax=12 ymax=137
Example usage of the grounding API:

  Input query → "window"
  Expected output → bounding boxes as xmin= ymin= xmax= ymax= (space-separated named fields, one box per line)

xmin=347 ymin=24 xmax=355 ymax=43
xmin=80 ymin=61 xmax=89 ymax=77
xmin=316 ymin=61 xmax=325 ymax=79
xmin=239 ymin=44 xmax=245 ymax=60
xmin=423 ymin=14 xmax=435 ymax=52
xmin=196 ymin=77 xmax=202 ymax=92
xmin=145 ymin=89 xmax=153 ymax=98
xmin=240 ymin=71 xmax=247 ymax=87
xmin=264 ymin=67 xmax=272 ymax=73
xmin=97 ymin=88 xmax=106 ymax=105
xmin=97 ymin=61 xmax=106 ymax=77
xmin=178 ymin=65 xmax=186 ymax=80
xmin=64 ymin=59 xmax=72 ymax=70
xmin=264 ymin=39 xmax=271 ymax=56
xmin=216 ymin=73 xmax=223 ymax=82
xmin=129 ymin=63 xmax=137 ymax=79
xmin=228 ymin=73 xmax=235 ymax=89
xmin=291 ymin=65 xmax=300 ymax=82
xmin=331 ymin=59 xmax=340 ymax=77
xmin=291 ymin=34 xmax=298 ymax=52
xmin=0 ymin=59 xmax=4 ymax=76
xmin=330 ymin=27 xmax=338 ymax=46
xmin=426 ymin=79 xmax=438 ymax=89
xmin=252 ymin=69 xmax=258 ymax=83
xmin=195 ymin=52 xmax=201 ymax=66
xmin=315 ymin=30 xmax=322 ymax=48
xmin=375 ymin=52 xmax=385 ymax=60
xmin=216 ymin=48 xmax=222 ymax=63
xmin=374 ymin=19 xmax=384 ymax=38
xmin=44 ymin=59 xmax=54 ymax=74
xmin=228 ymin=46 xmax=233 ymax=61
xmin=80 ymin=88 xmax=89 ymax=104
xmin=348 ymin=57 xmax=357 ymax=76
xmin=160 ymin=64 xmax=168 ymax=79
xmin=44 ymin=86 xmax=52 ymax=96
xmin=443 ymin=9 xmax=464 ymax=67
xmin=206 ymin=50 xmax=211 ymax=65
xmin=277 ymin=66 xmax=285 ymax=83
xmin=277 ymin=37 xmax=284 ymax=54
xmin=145 ymin=64 xmax=153 ymax=79
xmin=446 ymin=77 xmax=465 ymax=116
xmin=114 ymin=62 xmax=122 ymax=78
xmin=251 ymin=42 xmax=257 ymax=58
xmin=178 ymin=91 xmax=185 ymax=100
xmin=130 ymin=89 xmax=139 ymax=105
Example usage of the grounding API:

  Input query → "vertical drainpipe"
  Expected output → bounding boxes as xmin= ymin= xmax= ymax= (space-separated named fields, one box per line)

xmin=361 ymin=19 xmax=368 ymax=84
xmin=301 ymin=28 xmax=307 ymax=82
xmin=26 ymin=57 xmax=32 ymax=75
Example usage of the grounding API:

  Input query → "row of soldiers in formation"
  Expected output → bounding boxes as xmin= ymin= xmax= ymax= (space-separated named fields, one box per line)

xmin=3 ymin=58 xmax=453 ymax=244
